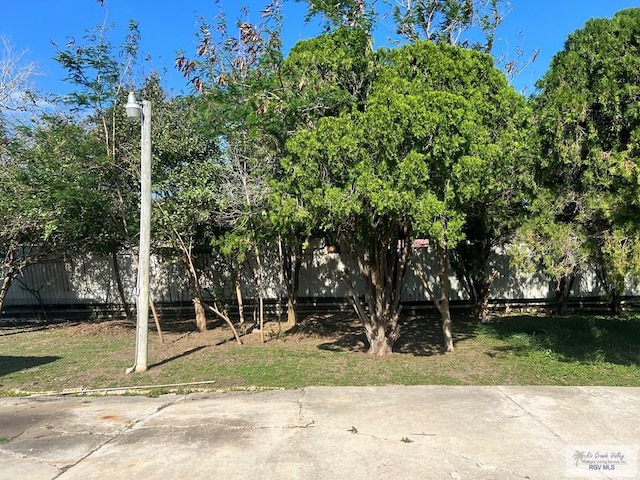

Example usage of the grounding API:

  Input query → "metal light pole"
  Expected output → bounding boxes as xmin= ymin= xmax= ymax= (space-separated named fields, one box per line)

xmin=125 ymin=91 xmax=152 ymax=374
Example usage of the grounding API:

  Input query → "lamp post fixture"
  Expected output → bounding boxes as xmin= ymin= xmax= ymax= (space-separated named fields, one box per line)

xmin=125 ymin=91 xmax=152 ymax=374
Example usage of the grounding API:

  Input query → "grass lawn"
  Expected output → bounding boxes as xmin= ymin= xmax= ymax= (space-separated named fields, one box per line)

xmin=0 ymin=312 xmax=639 ymax=395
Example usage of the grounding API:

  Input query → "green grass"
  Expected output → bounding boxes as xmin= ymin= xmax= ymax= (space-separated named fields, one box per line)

xmin=0 ymin=313 xmax=638 ymax=395
xmin=474 ymin=314 xmax=640 ymax=385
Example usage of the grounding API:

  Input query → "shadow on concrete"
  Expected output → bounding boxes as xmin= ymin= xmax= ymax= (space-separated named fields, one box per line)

xmin=0 ymin=355 xmax=61 ymax=377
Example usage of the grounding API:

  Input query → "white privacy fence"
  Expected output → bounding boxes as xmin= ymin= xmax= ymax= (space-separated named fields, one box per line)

xmin=2 ymin=240 xmax=639 ymax=310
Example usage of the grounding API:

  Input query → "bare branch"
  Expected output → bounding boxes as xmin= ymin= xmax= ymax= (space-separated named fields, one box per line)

xmin=0 ymin=36 xmax=40 ymax=124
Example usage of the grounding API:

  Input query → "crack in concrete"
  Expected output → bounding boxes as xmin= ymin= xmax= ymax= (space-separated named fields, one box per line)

xmin=439 ymin=447 xmax=534 ymax=479
xmin=578 ymin=387 xmax=640 ymax=421
xmin=50 ymin=395 xmax=186 ymax=479
xmin=51 ymin=433 xmax=118 ymax=479
xmin=498 ymin=389 xmax=564 ymax=442
xmin=296 ymin=388 xmax=307 ymax=418
xmin=126 ymin=395 xmax=187 ymax=431
xmin=293 ymin=388 xmax=315 ymax=428
xmin=131 ymin=420 xmax=316 ymax=432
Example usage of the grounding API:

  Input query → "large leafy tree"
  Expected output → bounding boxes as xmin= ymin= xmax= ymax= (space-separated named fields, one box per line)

xmin=178 ymin=3 xmax=366 ymax=329
xmin=144 ymin=79 xmax=222 ymax=332
xmin=529 ymin=8 xmax=640 ymax=314
xmin=0 ymin=116 xmax=118 ymax=312
xmin=286 ymin=38 xmax=527 ymax=353
xmin=390 ymin=0 xmax=536 ymax=322
xmin=263 ymin=26 xmax=377 ymax=325
xmin=176 ymin=1 xmax=287 ymax=332
xmin=50 ymin=20 xmax=145 ymax=318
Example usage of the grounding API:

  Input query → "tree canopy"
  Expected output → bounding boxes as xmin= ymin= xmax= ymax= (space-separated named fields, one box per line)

xmin=525 ymin=7 xmax=640 ymax=313
xmin=4 ymin=2 xmax=640 ymax=357
xmin=285 ymin=35 xmax=529 ymax=353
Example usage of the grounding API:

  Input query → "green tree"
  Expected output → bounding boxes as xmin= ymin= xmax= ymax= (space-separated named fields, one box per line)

xmin=176 ymin=2 xmax=286 ymax=332
xmin=286 ymin=39 xmax=526 ymax=353
xmin=0 ymin=116 xmax=117 ymax=312
xmin=178 ymin=2 xmax=332 ymax=330
xmin=263 ymin=26 xmax=377 ymax=326
xmin=146 ymin=81 xmax=221 ymax=332
xmin=392 ymin=0 xmax=502 ymax=50
xmin=390 ymin=0 xmax=536 ymax=323
xmin=52 ymin=20 xmax=145 ymax=318
xmin=294 ymin=0 xmax=375 ymax=30
xmin=508 ymin=191 xmax=590 ymax=315
xmin=530 ymin=8 xmax=640 ymax=314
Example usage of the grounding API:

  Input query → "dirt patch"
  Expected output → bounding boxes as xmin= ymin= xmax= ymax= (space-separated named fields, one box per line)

xmin=60 ymin=320 xmax=135 ymax=337
xmin=45 ymin=312 xmax=459 ymax=356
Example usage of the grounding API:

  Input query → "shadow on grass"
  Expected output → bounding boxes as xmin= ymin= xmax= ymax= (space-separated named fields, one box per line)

xmin=304 ymin=312 xmax=478 ymax=356
xmin=482 ymin=314 xmax=640 ymax=366
xmin=395 ymin=315 xmax=477 ymax=356
xmin=149 ymin=330 xmax=245 ymax=370
xmin=151 ymin=345 xmax=209 ymax=369
xmin=0 ymin=356 xmax=61 ymax=377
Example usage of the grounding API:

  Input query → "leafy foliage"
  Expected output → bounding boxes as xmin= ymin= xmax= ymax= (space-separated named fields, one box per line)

xmin=527 ymin=8 xmax=640 ymax=311
xmin=286 ymin=37 xmax=527 ymax=352
xmin=392 ymin=0 xmax=502 ymax=51
xmin=294 ymin=0 xmax=375 ymax=31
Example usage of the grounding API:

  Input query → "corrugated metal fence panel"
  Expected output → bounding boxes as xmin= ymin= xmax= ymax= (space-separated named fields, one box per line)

xmin=7 ymin=257 xmax=74 ymax=305
xmin=3 ymin=241 xmax=640 ymax=308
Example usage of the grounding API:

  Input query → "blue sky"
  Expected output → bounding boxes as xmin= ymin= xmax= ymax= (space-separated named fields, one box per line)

xmin=1 ymin=0 xmax=639 ymax=97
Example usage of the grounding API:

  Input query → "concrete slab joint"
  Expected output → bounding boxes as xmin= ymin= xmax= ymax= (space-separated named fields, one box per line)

xmin=0 ymin=386 xmax=639 ymax=480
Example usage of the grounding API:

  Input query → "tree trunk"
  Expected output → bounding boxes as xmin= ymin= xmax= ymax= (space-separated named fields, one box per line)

xmin=556 ymin=293 xmax=568 ymax=316
xmin=367 ymin=323 xmax=395 ymax=355
xmin=277 ymin=236 xmax=285 ymax=325
xmin=436 ymin=245 xmax=454 ymax=352
xmin=259 ymin=296 xmax=265 ymax=343
xmin=182 ymin=252 xmax=207 ymax=332
xmin=413 ymin=244 xmax=454 ymax=352
xmin=287 ymin=296 xmax=297 ymax=325
xmin=440 ymin=300 xmax=454 ymax=352
xmin=282 ymin=240 xmax=302 ymax=327
xmin=193 ymin=296 xmax=207 ymax=332
xmin=203 ymin=301 xmax=243 ymax=344
xmin=472 ymin=269 xmax=499 ymax=322
xmin=111 ymin=249 xmax=131 ymax=320
xmin=450 ymin=239 xmax=499 ymax=322
xmin=0 ymin=270 xmax=15 ymax=314
xmin=342 ymin=229 xmax=409 ymax=355
xmin=555 ymin=274 xmax=574 ymax=316
xmin=253 ymin=245 xmax=266 ymax=342
xmin=0 ymin=246 xmax=20 ymax=315
xmin=610 ymin=289 xmax=622 ymax=315
xmin=235 ymin=267 xmax=246 ymax=327
xmin=473 ymin=288 xmax=490 ymax=322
